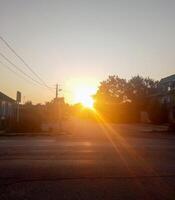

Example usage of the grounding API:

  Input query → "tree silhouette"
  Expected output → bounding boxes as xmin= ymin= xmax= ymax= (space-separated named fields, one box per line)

xmin=126 ymin=75 xmax=159 ymax=110
xmin=94 ymin=75 xmax=159 ymax=123
xmin=94 ymin=75 xmax=127 ymax=104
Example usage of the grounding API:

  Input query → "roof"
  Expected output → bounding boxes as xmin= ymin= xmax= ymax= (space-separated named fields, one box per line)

xmin=160 ymin=74 xmax=175 ymax=84
xmin=0 ymin=92 xmax=15 ymax=103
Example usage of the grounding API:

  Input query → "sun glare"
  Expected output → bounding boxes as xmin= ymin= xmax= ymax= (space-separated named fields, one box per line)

xmin=80 ymin=95 xmax=94 ymax=108
xmin=73 ymin=85 xmax=96 ymax=109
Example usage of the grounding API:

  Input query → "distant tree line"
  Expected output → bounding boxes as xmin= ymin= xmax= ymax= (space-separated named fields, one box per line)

xmin=8 ymin=75 xmax=170 ymax=133
xmin=9 ymin=99 xmax=69 ymax=132
xmin=93 ymin=75 xmax=168 ymax=123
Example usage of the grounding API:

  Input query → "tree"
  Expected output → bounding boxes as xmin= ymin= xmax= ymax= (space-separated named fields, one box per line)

xmin=126 ymin=76 xmax=159 ymax=110
xmin=148 ymin=99 xmax=168 ymax=124
xmin=94 ymin=75 xmax=127 ymax=104
xmin=94 ymin=75 xmax=159 ymax=123
xmin=23 ymin=101 xmax=33 ymax=107
xmin=94 ymin=75 xmax=130 ymax=122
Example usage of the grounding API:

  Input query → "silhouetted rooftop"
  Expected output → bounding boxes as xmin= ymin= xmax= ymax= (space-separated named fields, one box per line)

xmin=160 ymin=74 xmax=175 ymax=84
xmin=0 ymin=91 xmax=15 ymax=103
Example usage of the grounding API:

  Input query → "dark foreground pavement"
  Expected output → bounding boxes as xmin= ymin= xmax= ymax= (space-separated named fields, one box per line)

xmin=0 ymin=119 xmax=175 ymax=199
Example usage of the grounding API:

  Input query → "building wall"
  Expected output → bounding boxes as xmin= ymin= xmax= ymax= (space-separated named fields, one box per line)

xmin=157 ymin=75 xmax=175 ymax=123
xmin=0 ymin=100 xmax=14 ymax=118
xmin=0 ymin=100 xmax=16 ymax=130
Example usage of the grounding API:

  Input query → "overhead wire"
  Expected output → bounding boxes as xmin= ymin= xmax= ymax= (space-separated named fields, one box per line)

xmin=0 ymin=36 xmax=54 ymax=93
xmin=0 ymin=36 xmax=52 ymax=90
xmin=0 ymin=60 xmax=53 ymax=101
xmin=0 ymin=60 xmax=42 ymax=87
xmin=0 ymin=51 xmax=45 ymax=87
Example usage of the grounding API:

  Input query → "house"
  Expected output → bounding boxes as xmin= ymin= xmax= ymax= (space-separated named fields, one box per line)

xmin=157 ymin=74 xmax=175 ymax=122
xmin=0 ymin=91 xmax=16 ymax=129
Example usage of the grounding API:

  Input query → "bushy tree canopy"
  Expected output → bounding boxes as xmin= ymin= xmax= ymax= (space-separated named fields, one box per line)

xmin=94 ymin=75 xmax=159 ymax=112
xmin=94 ymin=75 xmax=127 ymax=104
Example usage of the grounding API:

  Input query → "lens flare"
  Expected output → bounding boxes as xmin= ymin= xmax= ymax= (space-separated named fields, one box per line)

xmin=73 ymin=85 xmax=95 ymax=109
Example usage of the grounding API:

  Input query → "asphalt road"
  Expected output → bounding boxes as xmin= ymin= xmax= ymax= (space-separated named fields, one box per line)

xmin=0 ymin=119 xmax=175 ymax=200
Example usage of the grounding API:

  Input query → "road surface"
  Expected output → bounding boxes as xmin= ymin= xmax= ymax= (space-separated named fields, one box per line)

xmin=0 ymin=119 xmax=175 ymax=199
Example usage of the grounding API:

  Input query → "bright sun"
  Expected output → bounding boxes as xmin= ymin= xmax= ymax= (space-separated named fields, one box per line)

xmin=73 ymin=86 xmax=95 ymax=109
xmin=80 ymin=95 xmax=94 ymax=108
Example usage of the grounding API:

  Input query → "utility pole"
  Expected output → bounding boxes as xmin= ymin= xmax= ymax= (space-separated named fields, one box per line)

xmin=16 ymin=91 xmax=21 ymax=123
xmin=56 ymin=83 xmax=58 ymax=99
xmin=55 ymin=83 xmax=63 ymax=132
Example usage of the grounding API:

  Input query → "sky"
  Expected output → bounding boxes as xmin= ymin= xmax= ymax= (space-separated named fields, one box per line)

xmin=0 ymin=0 xmax=175 ymax=104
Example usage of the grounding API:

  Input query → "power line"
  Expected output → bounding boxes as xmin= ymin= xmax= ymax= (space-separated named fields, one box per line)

xmin=0 ymin=51 xmax=45 ymax=87
xmin=0 ymin=60 xmax=53 ymax=101
xmin=0 ymin=52 xmax=55 ymax=95
xmin=0 ymin=36 xmax=53 ymax=91
xmin=0 ymin=60 xmax=41 ymax=87
xmin=0 ymin=36 xmax=46 ymax=85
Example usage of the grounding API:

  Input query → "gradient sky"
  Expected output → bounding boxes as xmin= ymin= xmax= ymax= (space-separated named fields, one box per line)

xmin=0 ymin=0 xmax=175 ymax=104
